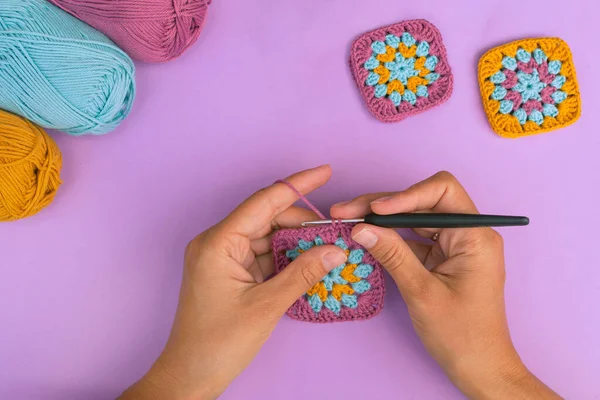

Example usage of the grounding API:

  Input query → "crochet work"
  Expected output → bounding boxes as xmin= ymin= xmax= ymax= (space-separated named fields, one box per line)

xmin=350 ymin=19 xmax=453 ymax=123
xmin=478 ymin=38 xmax=581 ymax=138
xmin=272 ymin=224 xmax=385 ymax=323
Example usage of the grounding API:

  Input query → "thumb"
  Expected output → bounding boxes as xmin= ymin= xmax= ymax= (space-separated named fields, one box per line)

xmin=263 ymin=245 xmax=347 ymax=311
xmin=352 ymin=224 xmax=437 ymax=303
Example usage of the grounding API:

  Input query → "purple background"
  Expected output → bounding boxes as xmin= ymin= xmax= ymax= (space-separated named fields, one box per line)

xmin=1 ymin=0 xmax=599 ymax=398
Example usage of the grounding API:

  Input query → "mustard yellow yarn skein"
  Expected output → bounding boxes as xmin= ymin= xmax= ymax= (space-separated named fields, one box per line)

xmin=0 ymin=111 xmax=62 ymax=221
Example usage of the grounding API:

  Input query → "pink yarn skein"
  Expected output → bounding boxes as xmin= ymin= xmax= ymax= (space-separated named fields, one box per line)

xmin=47 ymin=0 xmax=211 ymax=62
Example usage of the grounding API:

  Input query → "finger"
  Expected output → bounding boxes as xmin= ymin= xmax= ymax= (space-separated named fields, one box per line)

xmin=256 ymin=245 xmax=347 ymax=312
xmin=331 ymin=193 xmax=443 ymax=242
xmin=249 ymin=206 xmax=320 ymax=241
xmin=404 ymin=240 xmax=432 ymax=264
xmin=274 ymin=206 xmax=318 ymax=229
xmin=425 ymin=244 xmax=448 ymax=270
xmin=332 ymin=195 xmax=440 ymax=240
xmin=246 ymin=260 xmax=266 ymax=283
xmin=352 ymin=224 xmax=442 ymax=303
xmin=255 ymin=252 xmax=275 ymax=280
xmin=369 ymin=171 xmax=478 ymax=215
xmin=250 ymin=207 xmax=319 ymax=253
xmin=222 ymin=165 xmax=331 ymax=236
xmin=405 ymin=240 xmax=447 ymax=270
xmin=330 ymin=192 xmax=395 ymax=219
xmin=251 ymin=235 xmax=272 ymax=256
xmin=412 ymin=227 xmax=441 ymax=240
xmin=368 ymin=172 xmax=488 ymax=258
xmin=240 ymin=250 xmax=277 ymax=283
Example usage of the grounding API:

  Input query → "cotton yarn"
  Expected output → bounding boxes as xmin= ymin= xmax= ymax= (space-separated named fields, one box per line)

xmin=0 ymin=110 xmax=62 ymax=222
xmin=0 ymin=0 xmax=135 ymax=135
xmin=48 ymin=0 xmax=212 ymax=62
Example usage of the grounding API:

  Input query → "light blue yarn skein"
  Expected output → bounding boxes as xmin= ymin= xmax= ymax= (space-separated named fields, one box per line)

xmin=0 ymin=0 xmax=135 ymax=135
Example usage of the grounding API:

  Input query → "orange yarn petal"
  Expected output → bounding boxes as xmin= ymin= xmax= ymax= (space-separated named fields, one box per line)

xmin=399 ymin=43 xmax=416 ymax=58
xmin=308 ymin=282 xmax=328 ymax=301
xmin=374 ymin=65 xmax=390 ymax=84
xmin=386 ymin=80 xmax=405 ymax=95
xmin=418 ymin=68 xmax=430 ymax=77
xmin=414 ymin=56 xmax=426 ymax=70
xmin=332 ymin=283 xmax=354 ymax=301
xmin=307 ymin=282 xmax=321 ymax=297
xmin=407 ymin=76 xmax=427 ymax=92
xmin=318 ymin=282 xmax=328 ymax=301
xmin=376 ymin=45 xmax=396 ymax=62
xmin=340 ymin=264 xmax=361 ymax=283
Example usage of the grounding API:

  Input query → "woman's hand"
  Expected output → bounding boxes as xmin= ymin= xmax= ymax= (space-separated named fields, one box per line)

xmin=332 ymin=171 xmax=560 ymax=399
xmin=119 ymin=165 xmax=348 ymax=400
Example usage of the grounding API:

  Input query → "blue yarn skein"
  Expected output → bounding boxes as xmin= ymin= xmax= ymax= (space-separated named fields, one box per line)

xmin=0 ymin=0 xmax=135 ymax=135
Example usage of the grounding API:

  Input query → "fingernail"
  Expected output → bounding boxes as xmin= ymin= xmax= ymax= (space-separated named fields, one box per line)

xmin=352 ymin=228 xmax=378 ymax=249
xmin=254 ymin=273 xmax=264 ymax=284
xmin=322 ymin=251 xmax=347 ymax=271
xmin=332 ymin=200 xmax=351 ymax=207
xmin=371 ymin=195 xmax=393 ymax=204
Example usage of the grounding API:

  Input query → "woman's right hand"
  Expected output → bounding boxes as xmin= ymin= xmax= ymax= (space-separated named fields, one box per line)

xmin=331 ymin=172 xmax=560 ymax=399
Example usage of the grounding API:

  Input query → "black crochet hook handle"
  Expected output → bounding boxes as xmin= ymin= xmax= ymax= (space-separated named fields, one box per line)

xmin=364 ymin=213 xmax=530 ymax=228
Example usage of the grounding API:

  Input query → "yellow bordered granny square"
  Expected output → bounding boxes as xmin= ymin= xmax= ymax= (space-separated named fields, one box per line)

xmin=478 ymin=38 xmax=581 ymax=138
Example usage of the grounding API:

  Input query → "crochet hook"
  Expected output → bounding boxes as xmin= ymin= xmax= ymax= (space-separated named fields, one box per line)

xmin=301 ymin=213 xmax=530 ymax=228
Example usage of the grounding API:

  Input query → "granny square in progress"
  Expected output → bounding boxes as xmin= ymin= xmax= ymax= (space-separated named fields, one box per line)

xmin=272 ymin=224 xmax=385 ymax=323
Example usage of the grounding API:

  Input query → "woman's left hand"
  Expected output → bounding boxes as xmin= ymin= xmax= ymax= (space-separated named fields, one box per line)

xmin=119 ymin=165 xmax=347 ymax=400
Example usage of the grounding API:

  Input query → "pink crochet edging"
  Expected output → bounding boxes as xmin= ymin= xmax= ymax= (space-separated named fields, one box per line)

xmin=349 ymin=19 xmax=454 ymax=123
xmin=272 ymin=224 xmax=385 ymax=323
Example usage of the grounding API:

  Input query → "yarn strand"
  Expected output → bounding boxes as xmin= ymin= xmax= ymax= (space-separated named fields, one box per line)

xmin=274 ymin=179 xmax=327 ymax=220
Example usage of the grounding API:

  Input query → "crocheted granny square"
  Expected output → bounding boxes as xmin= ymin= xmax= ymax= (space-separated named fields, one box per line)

xmin=349 ymin=19 xmax=453 ymax=123
xmin=478 ymin=38 xmax=581 ymax=138
xmin=272 ymin=224 xmax=385 ymax=323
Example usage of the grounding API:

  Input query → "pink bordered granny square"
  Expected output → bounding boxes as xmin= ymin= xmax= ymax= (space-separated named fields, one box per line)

xmin=272 ymin=224 xmax=385 ymax=323
xmin=350 ymin=19 xmax=453 ymax=122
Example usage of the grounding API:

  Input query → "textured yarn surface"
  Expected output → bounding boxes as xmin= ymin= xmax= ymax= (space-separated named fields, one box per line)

xmin=0 ymin=0 xmax=135 ymax=135
xmin=350 ymin=19 xmax=453 ymax=123
xmin=0 ymin=110 xmax=61 ymax=222
xmin=48 ymin=0 xmax=212 ymax=62
xmin=273 ymin=224 xmax=385 ymax=323
xmin=478 ymin=38 xmax=581 ymax=138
